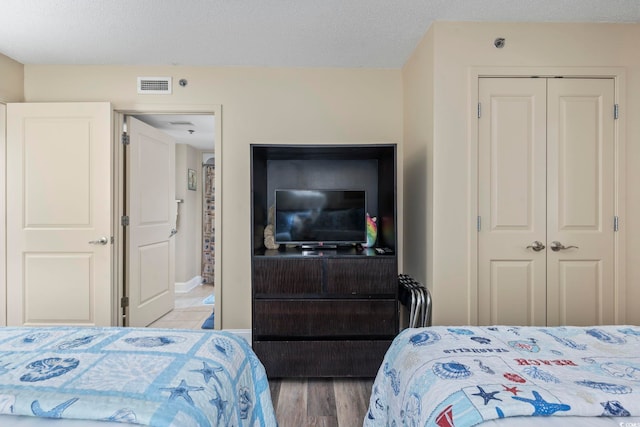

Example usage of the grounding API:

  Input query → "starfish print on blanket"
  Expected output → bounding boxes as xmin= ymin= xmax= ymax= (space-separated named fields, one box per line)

xmin=161 ymin=379 xmax=205 ymax=405
xmin=191 ymin=361 xmax=224 ymax=389
xmin=472 ymin=386 xmax=502 ymax=405
xmin=512 ymin=391 xmax=571 ymax=416
xmin=502 ymin=385 xmax=520 ymax=395
xmin=209 ymin=386 xmax=229 ymax=425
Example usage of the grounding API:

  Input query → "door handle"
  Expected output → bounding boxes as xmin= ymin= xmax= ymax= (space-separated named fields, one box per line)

xmin=169 ymin=228 xmax=178 ymax=238
xmin=550 ymin=241 xmax=579 ymax=251
xmin=88 ymin=237 xmax=109 ymax=245
xmin=526 ymin=241 xmax=546 ymax=252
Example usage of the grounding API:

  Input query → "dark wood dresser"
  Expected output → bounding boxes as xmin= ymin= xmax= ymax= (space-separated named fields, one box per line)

xmin=251 ymin=144 xmax=398 ymax=377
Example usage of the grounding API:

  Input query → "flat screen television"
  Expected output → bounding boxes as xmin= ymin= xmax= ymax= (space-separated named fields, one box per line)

xmin=274 ymin=189 xmax=366 ymax=248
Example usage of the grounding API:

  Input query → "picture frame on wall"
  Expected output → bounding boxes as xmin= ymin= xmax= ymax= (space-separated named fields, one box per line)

xmin=188 ymin=169 xmax=197 ymax=191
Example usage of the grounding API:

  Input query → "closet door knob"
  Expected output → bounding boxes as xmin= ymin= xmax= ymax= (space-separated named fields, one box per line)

xmin=550 ymin=241 xmax=578 ymax=251
xmin=526 ymin=241 xmax=545 ymax=252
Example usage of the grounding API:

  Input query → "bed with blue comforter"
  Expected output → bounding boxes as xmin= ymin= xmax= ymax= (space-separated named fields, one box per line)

xmin=0 ymin=327 xmax=277 ymax=427
xmin=365 ymin=325 xmax=640 ymax=427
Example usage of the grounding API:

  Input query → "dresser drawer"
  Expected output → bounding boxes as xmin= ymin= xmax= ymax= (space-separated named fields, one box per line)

xmin=254 ymin=339 xmax=393 ymax=377
xmin=253 ymin=257 xmax=322 ymax=294
xmin=325 ymin=257 xmax=397 ymax=295
xmin=253 ymin=299 xmax=397 ymax=337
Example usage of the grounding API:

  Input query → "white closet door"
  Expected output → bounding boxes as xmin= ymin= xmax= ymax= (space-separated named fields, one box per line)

xmin=478 ymin=77 xmax=615 ymax=326
xmin=546 ymin=78 xmax=615 ymax=326
xmin=478 ymin=78 xmax=548 ymax=326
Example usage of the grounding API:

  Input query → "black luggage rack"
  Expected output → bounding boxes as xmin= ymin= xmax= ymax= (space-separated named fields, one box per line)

xmin=398 ymin=274 xmax=432 ymax=329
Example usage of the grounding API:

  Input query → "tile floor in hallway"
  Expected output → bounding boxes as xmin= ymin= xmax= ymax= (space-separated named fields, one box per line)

xmin=148 ymin=283 xmax=214 ymax=329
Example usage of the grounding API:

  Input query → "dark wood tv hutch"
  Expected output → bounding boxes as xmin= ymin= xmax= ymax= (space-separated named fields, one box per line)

xmin=251 ymin=144 xmax=398 ymax=377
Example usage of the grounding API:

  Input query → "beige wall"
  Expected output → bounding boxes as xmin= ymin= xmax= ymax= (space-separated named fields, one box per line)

xmin=22 ymin=65 xmax=403 ymax=329
xmin=14 ymin=21 xmax=637 ymax=330
xmin=0 ymin=53 xmax=24 ymax=102
xmin=175 ymin=144 xmax=202 ymax=283
xmin=402 ymin=26 xmax=434 ymax=291
xmin=403 ymin=22 xmax=640 ymax=325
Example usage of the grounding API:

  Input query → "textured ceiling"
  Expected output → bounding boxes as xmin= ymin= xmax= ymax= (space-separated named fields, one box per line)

xmin=3 ymin=0 xmax=637 ymax=149
xmin=1 ymin=0 xmax=639 ymax=69
xmin=133 ymin=114 xmax=215 ymax=151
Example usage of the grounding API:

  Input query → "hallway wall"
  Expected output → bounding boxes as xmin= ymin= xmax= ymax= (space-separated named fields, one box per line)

xmin=175 ymin=144 xmax=202 ymax=284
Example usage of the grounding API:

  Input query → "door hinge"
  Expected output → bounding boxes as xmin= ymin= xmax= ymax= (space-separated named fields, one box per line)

xmin=477 ymin=103 xmax=482 ymax=119
xmin=120 ymin=296 xmax=129 ymax=308
xmin=614 ymin=104 xmax=619 ymax=120
xmin=121 ymin=132 xmax=130 ymax=145
xmin=121 ymin=215 xmax=130 ymax=226
xmin=477 ymin=216 xmax=481 ymax=232
xmin=614 ymin=216 xmax=619 ymax=232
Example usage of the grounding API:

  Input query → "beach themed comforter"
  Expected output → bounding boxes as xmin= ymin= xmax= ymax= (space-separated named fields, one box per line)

xmin=365 ymin=325 xmax=640 ymax=427
xmin=0 ymin=327 xmax=276 ymax=427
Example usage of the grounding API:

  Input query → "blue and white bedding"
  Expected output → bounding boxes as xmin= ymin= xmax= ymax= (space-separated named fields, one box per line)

xmin=365 ymin=325 xmax=640 ymax=427
xmin=0 ymin=327 xmax=277 ymax=427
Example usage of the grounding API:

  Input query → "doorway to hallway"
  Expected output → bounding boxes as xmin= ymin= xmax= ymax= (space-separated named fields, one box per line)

xmin=116 ymin=109 xmax=220 ymax=329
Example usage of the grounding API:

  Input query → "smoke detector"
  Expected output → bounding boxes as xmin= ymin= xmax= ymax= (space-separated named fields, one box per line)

xmin=137 ymin=77 xmax=172 ymax=94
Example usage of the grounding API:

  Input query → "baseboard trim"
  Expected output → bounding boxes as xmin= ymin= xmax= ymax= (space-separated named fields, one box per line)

xmin=224 ymin=329 xmax=252 ymax=346
xmin=175 ymin=275 xmax=202 ymax=293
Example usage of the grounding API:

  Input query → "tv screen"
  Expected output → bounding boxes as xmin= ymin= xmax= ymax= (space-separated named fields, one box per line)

xmin=274 ymin=189 xmax=366 ymax=247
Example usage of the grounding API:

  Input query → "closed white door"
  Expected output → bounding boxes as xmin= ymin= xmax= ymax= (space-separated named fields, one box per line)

xmin=126 ymin=116 xmax=176 ymax=327
xmin=7 ymin=102 xmax=113 ymax=326
xmin=478 ymin=77 xmax=615 ymax=326
xmin=478 ymin=78 xmax=548 ymax=326
xmin=545 ymin=78 xmax=615 ymax=326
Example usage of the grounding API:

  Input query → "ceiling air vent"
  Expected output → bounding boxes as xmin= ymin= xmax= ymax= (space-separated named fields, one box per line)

xmin=137 ymin=77 xmax=172 ymax=94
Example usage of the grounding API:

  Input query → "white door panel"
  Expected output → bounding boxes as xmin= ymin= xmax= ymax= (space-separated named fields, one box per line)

xmin=127 ymin=116 xmax=176 ymax=327
xmin=7 ymin=102 xmax=112 ymax=326
xmin=139 ymin=242 xmax=171 ymax=302
xmin=488 ymin=260 xmax=540 ymax=325
xmin=546 ymin=78 xmax=615 ymax=326
xmin=478 ymin=78 xmax=547 ymax=326
xmin=478 ymin=77 xmax=615 ymax=326
xmin=552 ymin=260 xmax=603 ymax=326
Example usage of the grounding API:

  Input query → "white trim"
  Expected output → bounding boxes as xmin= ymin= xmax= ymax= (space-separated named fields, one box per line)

xmin=223 ymin=329 xmax=252 ymax=346
xmin=175 ymin=276 xmax=203 ymax=293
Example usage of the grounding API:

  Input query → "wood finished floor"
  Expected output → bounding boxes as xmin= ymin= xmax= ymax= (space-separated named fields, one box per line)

xmin=146 ymin=285 xmax=374 ymax=426
xmin=270 ymin=378 xmax=374 ymax=427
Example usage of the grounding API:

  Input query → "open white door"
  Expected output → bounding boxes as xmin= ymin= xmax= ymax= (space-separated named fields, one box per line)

xmin=7 ymin=102 xmax=113 ymax=326
xmin=126 ymin=116 xmax=176 ymax=327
